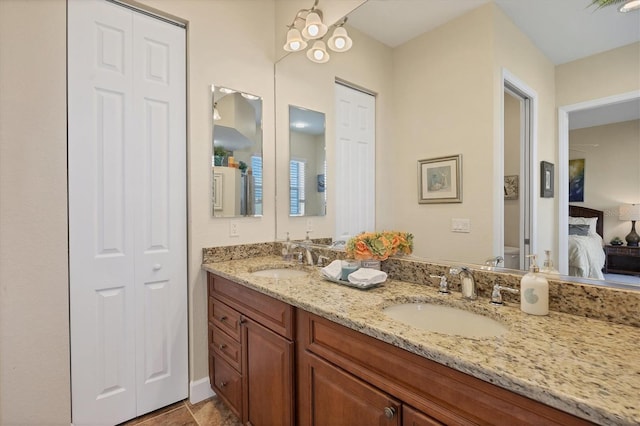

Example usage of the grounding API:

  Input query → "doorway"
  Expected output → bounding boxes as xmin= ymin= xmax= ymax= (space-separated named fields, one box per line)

xmin=500 ymin=70 xmax=537 ymax=271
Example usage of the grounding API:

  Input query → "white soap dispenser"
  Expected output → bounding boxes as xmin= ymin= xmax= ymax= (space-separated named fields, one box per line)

xmin=520 ymin=254 xmax=549 ymax=316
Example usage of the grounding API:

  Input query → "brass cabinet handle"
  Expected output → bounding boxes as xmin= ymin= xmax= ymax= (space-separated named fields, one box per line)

xmin=383 ymin=406 xmax=396 ymax=419
xmin=219 ymin=315 xmax=227 ymax=321
xmin=239 ymin=317 xmax=247 ymax=324
xmin=219 ymin=381 xmax=227 ymax=388
xmin=218 ymin=343 xmax=227 ymax=350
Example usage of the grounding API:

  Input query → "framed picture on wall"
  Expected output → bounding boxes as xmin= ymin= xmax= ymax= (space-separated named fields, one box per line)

xmin=418 ymin=154 xmax=462 ymax=204
xmin=568 ymin=158 xmax=584 ymax=202
xmin=504 ymin=175 xmax=519 ymax=200
xmin=540 ymin=161 xmax=554 ymax=198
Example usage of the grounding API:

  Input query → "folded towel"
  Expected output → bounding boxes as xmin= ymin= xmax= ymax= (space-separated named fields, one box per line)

xmin=321 ymin=259 xmax=342 ymax=280
xmin=347 ymin=268 xmax=387 ymax=286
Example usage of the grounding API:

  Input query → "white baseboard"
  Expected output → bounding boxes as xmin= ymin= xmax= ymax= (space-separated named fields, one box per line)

xmin=189 ymin=377 xmax=215 ymax=405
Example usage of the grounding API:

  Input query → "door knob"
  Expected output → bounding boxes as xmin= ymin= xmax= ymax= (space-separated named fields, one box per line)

xmin=153 ymin=264 xmax=162 ymax=270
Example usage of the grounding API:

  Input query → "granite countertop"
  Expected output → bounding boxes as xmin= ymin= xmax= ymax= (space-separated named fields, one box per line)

xmin=202 ymin=256 xmax=640 ymax=426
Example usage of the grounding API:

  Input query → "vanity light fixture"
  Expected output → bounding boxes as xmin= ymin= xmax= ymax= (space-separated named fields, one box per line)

xmin=327 ymin=22 xmax=353 ymax=53
xmin=241 ymin=92 xmax=260 ymax=101
xmin=619 ymin=203 xmax=640 ymax=246
xmin=619 ymin=0 xmax=640 ymax=12
xmin=283 ymin=0 xmax=353 ymax=63
xmin=590 ymin=0 xmax=640 ymax=12
xmin=307 ymin=40 xmax=330 ymax=63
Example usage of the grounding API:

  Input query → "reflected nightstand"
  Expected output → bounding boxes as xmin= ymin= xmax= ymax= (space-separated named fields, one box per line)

xmin=604 ymin=245 xmax=640 ymax=276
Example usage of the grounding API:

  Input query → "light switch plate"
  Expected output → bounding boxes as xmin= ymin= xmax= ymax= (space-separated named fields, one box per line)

xmin=451 ymin=218 xmax=471 ymax=233
xmin=229 ymin=221 xmax=239 ymax=237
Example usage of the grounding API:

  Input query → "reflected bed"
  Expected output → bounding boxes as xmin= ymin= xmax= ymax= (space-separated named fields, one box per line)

xmin=568 ymin=206 xmax=605 ymax=279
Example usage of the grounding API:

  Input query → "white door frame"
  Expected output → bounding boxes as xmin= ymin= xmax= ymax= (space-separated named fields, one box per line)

xmin=497 ymin=68 xmax=538 ymax=268
xmin=557 ymin=90 xmax=640 ymax=274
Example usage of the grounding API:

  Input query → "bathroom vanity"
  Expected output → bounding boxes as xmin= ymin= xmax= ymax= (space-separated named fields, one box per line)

xmin=204 ymin=256 xmax=640 ymax=425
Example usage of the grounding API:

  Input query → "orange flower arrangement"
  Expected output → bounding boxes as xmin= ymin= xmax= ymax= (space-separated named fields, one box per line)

xmin=346 ymin=231 xmax=413 ymax=261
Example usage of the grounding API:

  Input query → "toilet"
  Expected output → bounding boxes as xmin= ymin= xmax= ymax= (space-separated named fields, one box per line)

xmin=504 ymin=246 xmax=520 ymax=270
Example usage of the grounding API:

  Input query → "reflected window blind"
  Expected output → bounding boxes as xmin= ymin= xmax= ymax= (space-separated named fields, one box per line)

xmin=290 ymin=160 xmax=305 ymax=216
xmin=251 ymin=155 xmax=263 ymax=215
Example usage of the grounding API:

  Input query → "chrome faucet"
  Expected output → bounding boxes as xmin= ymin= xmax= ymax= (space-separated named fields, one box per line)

xmin=449 ymin=266 xmax=477 ymax=300
xmin=290 ymin=242 xmax=314 ymax=266
xmin=490 ymin=281 xmax=519 ymax=305
xmin=430 ymin=275 xmax=450 ymax=294
xmin=484 ymin=256 xmax=504 ymax=268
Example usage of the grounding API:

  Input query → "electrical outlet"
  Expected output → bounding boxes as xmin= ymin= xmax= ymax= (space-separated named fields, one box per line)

xmin=229 ymin=221 xmax=239 ymax=237
xmin=451 ymin=218 xmax=471 ymax=233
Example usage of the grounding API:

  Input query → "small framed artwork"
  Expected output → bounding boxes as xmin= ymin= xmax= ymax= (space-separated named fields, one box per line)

xmin=317 ymin=174 xmax=325 ymax=193
xmin=540 ymin=161 xmax=554 ymax=198
xmin=568 ymin=158 xmax=584 ymax=202
xmin=418 ymin=154 xmax=462 ymax=204
xmin=504 ymin=175 xmax=519 ymax=200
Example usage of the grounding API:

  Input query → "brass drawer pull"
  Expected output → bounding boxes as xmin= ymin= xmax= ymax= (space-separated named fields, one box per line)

xmin=219 ymin=315 xmax=228 ymax=321
xmin=219 ymin=381 xmax=227 ymax=388
xmin=218 ymin=343 xmax=227 ymax=350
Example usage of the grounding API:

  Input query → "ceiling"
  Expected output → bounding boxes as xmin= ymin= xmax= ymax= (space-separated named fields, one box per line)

xmin=345 ymin=0 xmax=640 ymax=128
xmin=348 ymin=0 xmax=640 ymax=65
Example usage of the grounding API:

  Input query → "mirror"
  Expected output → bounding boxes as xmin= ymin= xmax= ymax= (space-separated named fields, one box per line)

xmin=274 ymin=1 xmax=639 ymax=288
xmin=289 ymin=105 xmax=327 ymax=217
xmin=211 ymin=85 xmax=263 ymax=217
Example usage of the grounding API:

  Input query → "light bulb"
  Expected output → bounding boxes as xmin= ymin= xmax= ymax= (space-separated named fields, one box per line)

xmin=307 ymin=24 xmax=319 ymax=37
xmin=289 ymin=41 xmax=301 ymax=51
xmin=333 ymin=37 xmax=346 ymax=50
xmin=313 ymin=49 xmax=324 ymax=61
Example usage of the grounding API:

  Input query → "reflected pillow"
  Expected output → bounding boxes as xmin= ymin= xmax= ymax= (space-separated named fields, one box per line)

xmin=569 ymin=224 xmax=590 ymax=236
xmin=568 ymin=216 xmax=598 ymax=235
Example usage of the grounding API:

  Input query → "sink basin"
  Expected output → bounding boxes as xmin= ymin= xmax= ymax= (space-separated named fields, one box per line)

xmin=250 ymin=268 xmax=309 ymax=279
xmin=383 ymin=303 xmax=508 ymax=338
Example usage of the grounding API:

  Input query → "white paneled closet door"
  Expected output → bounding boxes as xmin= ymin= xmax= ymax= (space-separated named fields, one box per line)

xmin=335 ymin=83 xmax=376 ymax=238
xmin=68 ymin=1 xmax=187 ymax=424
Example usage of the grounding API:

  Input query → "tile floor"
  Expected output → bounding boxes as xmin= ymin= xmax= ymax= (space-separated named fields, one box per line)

xmin=120 ymin=397 xmax=241 ymax=426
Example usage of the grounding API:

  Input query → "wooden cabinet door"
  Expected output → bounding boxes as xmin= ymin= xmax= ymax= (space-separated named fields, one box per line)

xmin=299 ymin=351 xmax=401 ymax=426
xmin=403 ymin=405 xmax=444 ymax=426
xmin=243 ymin=318 xmax=294 ymax=426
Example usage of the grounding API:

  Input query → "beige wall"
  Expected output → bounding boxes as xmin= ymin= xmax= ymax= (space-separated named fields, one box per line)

xmin=389 ymin=5 xmax=494 ymax=263
xmin=387 ymin=3 xmax=555 ymax=264
xmin=492 ymin=3 xmax=557 ymax=265
xmin=569 ymin=120 xmax=640 ymax=243
xmin=0 ymin=0 xmax=70 ymax=424
xmin=556 ymin=42 xmax=640 ymax=107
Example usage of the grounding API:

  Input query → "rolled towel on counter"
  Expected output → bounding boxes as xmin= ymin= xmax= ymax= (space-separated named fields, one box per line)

xmin=348 ymin=268 xmax=387 ymax=286
xmin=321 ymin=259 xmax=342 ymax=280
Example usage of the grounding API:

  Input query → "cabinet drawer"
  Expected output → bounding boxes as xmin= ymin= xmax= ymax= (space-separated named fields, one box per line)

xmin=212 ymin=356 xmax=242 ymax=418
xmin=211 ymin=326 xmax=242 ymax=373
xmin=209 ymin=273 xmax=294 ymax=339
xmin=209 ymin=297 xmax=242 ymax=342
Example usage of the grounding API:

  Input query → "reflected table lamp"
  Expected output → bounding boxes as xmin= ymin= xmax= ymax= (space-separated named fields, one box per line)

xmin=619 ymin=204 xmax=640 ymax=247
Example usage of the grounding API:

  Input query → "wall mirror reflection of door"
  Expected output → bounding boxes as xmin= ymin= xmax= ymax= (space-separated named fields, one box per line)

xmin=335 ymin=82 xmax=375 ymax=239
xmin=502 ymin=77 xmax=535 ymax=272
xmin=211 ymin=84 xmax=263 ymax=217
